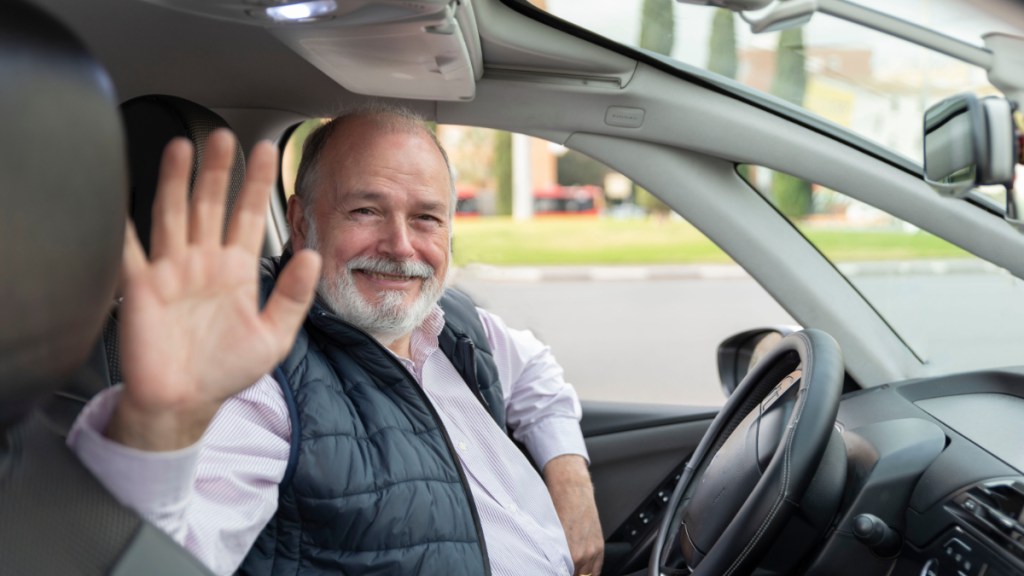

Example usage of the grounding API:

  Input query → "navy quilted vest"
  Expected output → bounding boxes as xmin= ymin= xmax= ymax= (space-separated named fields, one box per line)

xmin=238 ymin=255 xmax=504 ymax=575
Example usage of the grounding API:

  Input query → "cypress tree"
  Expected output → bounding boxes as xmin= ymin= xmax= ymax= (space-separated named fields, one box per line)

xmin=640 ymin=0 xmax=675 ymax=56
xmin=770 ymin=27 xmax=813 ymax=219
xmin=637 ymin=0 xmax=674 ymax=215
xmin=707 ymin=9 xmax=738 ymax=79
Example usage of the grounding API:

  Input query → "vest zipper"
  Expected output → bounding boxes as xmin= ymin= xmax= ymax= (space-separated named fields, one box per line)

xmin=312 ymin=310 xmax=493 ymax=576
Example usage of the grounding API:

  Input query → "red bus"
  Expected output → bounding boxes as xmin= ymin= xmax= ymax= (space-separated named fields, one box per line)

xmin=455 ymin=185 xmax=603 ymax=217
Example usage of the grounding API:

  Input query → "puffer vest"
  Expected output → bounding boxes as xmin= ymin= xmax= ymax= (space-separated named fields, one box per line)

xmin=238 ymin=254 xmax=504 ymax=575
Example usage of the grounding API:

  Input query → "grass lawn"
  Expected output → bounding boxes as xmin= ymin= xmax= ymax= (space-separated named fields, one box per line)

xmin=451 ymin=216 xmax=971 ymax=267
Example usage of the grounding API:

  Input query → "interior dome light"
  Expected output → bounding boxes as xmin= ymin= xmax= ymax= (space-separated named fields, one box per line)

xmin=265 ymin=0 xmax=336 ymax=22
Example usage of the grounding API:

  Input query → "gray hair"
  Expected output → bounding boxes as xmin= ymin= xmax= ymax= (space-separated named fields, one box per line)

xmin=293 ymin=102 xmax=457 ymax=217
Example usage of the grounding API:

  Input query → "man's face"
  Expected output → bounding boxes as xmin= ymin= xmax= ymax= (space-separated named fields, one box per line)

xmin=289 ymin=119 xmax=452 ymax=342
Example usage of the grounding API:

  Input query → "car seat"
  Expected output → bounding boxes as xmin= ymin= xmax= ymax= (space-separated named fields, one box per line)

xmin=44 ymin=94 xmax=248 ymax=425
xmin=0 ymin=2 xmax=212 ymax=574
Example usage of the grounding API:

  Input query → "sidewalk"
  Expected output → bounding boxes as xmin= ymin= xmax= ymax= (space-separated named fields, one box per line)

xmin=451 ymin=259 xmax=1003 ymax=283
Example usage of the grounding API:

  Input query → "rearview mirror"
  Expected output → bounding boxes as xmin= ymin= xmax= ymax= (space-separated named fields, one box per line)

xmin=923 ymin=93 xmax=1017 ymax=198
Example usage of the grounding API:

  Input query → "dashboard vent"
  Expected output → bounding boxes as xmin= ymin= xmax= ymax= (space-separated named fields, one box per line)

xmin=949 ymin=480 xmax=1024 ymax=562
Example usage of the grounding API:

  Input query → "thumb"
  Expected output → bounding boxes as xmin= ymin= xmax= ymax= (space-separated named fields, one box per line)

xmin=261 ymin=249 xmax=321 ymax=357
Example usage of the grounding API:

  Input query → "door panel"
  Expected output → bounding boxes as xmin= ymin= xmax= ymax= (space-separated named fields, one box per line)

xmin=581 ymin=401 xmax=716 ymax=573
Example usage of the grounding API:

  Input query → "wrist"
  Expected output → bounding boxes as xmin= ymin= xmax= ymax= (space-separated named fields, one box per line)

xmin=105 ymin=397 xmax=220 ymax=451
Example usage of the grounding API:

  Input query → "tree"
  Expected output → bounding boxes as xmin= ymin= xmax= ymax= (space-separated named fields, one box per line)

xmin=707 ymin=9 xmax=737 ymax=80
xmin=640 ymin=0 xmax=674 ymax=56
xmin=770 ymin=27 xmax=813 ymax=219
xmin=493 ymin=130 xmax=513 ymax=216
xmin=771 ymin=28 xmax=808 ymax=106
xmin=637 ymin=0 xmax=674 ymax=215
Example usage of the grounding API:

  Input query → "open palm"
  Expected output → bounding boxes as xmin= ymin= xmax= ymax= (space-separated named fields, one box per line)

xmin=109 ymin=130 xmax=320 ymax=451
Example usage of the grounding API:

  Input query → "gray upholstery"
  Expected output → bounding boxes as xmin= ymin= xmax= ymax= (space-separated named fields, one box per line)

xmin=0 ymin=2 xmax=211 ymax=574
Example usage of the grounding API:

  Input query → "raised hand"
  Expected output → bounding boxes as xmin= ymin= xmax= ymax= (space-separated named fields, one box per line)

xmin=106 ymin=129 xmax=321 ymax=451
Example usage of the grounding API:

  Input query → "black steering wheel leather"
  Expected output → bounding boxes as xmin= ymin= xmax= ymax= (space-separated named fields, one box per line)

xmin=648 ymin=329 xmax=843 ymax=576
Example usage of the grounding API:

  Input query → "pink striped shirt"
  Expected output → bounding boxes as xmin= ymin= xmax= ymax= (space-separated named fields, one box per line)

xmin=69 ymin=305 xmax=586 ymax=576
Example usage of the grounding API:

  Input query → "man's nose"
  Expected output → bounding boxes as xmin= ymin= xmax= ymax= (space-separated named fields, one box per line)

xmin=379 ymin=217 xmax=416 ymax=260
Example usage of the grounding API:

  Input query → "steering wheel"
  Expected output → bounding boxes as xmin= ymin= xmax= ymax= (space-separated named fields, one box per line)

xmin=648 ymin=329 xmax=844 ymax=576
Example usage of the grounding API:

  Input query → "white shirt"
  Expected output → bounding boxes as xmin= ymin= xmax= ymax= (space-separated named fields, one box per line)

xmin=69 ymin=305 xmax=587 ymax=576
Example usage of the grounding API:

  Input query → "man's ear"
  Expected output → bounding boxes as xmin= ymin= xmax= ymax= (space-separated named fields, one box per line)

xmin=287 ymin=195 xmax=309 ymax=249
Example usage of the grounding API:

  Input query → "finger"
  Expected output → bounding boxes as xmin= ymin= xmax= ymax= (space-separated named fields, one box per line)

xmin=150 ymin=138 xmax=193 ymax=260
xmin=260 ymin=248 xmax=321 ymax=358
xmin=189 ymin=129 xmax=235 ymax=246
xmin=226 ymin=140 xmax=278 ymax=255
xmin=122 ymin=220 xmax=148 ymax=281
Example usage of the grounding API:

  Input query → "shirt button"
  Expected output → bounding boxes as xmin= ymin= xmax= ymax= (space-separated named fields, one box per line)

xmin=558 ymin=565 xmax=568 ymax=576
xmin=507 ymin=503 xmax=517 ymax=513
xmin=458 ymin=441 xmax=468 ymax=452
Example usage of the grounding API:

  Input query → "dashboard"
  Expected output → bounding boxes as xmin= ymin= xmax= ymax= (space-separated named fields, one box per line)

xmin=820 ymin=368 xmax=1024 ymax=576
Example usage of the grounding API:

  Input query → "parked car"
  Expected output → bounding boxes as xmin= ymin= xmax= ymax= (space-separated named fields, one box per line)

xmin=6 ymin=0 xmax=1024 ymax=574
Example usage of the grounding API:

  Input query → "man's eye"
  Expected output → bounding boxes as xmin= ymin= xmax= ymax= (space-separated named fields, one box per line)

xmin=352 ymin=208 xmax=375 ymax=216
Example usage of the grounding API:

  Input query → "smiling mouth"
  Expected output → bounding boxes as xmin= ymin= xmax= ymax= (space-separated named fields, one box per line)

xmin=358 ymin=270 xmax=418 ymax=282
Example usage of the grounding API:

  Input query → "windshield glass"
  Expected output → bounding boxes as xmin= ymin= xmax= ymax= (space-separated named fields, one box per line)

xmin=528 ymin=0 xmax=1009 ymax=166
xmin=741 ymin=165 xmax=1024 ymax=374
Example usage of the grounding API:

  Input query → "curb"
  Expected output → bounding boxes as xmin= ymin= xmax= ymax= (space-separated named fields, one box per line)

xmin=451 ymin=259 xmax=1003 ymax=283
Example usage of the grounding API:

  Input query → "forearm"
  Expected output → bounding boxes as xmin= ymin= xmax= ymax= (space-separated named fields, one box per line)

xmin=68 ymin=377 xmax=290 ymax=575
xmin=544 ymin=454 xmax=604 ymax=576
xmin=543 ymin=454 xmax=593 ymax=497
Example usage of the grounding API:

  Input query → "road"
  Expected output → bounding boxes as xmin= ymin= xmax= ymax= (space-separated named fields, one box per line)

xmin=452 ymin=262 xmax=1024 ymax=407
xmin=452 ymin=266 xmax=795 ymax=407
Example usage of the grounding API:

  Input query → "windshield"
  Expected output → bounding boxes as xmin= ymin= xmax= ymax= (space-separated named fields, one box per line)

xmin=529 ymin=0 xmax=1010 ymax=166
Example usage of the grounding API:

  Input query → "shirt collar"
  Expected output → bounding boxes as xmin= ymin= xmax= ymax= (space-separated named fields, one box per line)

xmin=403 ymin=304 xmax=445 ymax=381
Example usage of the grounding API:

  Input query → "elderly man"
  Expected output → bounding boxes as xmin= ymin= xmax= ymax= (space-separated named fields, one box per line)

xmin=70 ymin=106 xmax=604 ymax=576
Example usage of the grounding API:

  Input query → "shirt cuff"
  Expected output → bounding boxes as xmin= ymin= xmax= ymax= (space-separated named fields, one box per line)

xmin=67 ymin=385 xmax=200 ymax=519
xmin=517 ymin=415 xmax=590 ymax=470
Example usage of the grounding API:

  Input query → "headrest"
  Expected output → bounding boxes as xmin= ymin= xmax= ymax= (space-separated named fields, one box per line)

xmin=121 ymin=95 xmax=245 ymax=255
xmin=0 ymin=0 xmax=125 ymax=423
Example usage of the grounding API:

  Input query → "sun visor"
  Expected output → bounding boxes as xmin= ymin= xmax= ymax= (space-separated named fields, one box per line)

xmin=270 ymin=2 xmax=479 ymax=101
xmin=133 ymin=0 xmax=481 ymax=101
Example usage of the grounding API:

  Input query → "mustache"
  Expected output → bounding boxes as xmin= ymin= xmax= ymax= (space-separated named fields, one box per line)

xmin=346 ymin=256 xmax=434 ymax=280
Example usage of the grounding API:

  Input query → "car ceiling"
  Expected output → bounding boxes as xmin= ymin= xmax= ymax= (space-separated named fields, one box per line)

xmin=31 ymin=0 xmax=632 ymax=116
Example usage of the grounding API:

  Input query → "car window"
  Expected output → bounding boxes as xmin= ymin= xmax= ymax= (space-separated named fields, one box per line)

xmin=281 ymin=121 xmax=795 ymax=406
xmin=743 ymin=163 xmax=1024 ymax=373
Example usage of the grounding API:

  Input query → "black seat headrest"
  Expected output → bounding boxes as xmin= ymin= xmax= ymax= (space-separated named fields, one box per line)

xmin=0 ymin=0 xmax=124 ymax=425
xmin=121 ymin=94 xmax=245 ymax=255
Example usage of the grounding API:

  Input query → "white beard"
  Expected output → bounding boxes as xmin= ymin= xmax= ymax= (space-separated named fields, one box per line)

xmin=305 ymin=219 xmax=445 ymax=345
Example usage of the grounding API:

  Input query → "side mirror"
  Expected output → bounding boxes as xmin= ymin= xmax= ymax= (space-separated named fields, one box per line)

xmin=923 ymin=93 xmax=1018 ymax=199
xmin=716 ymin=326 xmax=796 ymax=397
